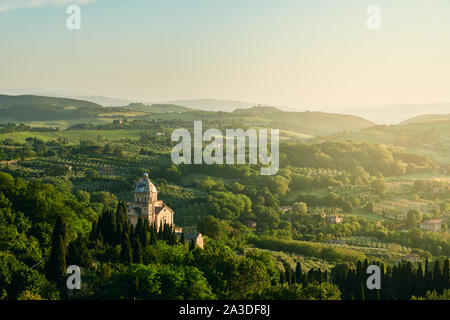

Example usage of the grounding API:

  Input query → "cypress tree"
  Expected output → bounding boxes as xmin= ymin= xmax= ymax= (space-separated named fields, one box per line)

xmin=130 ymin=226 xmax=136 ymax=242
xmin=150 ymin=222 xmax=157 ymax=245
xmin=443 ymin=259 xmax=449 ymax=290
xmin=136 ymin=218 xmax=144 ymax=244
xmin=158 ymin=224 xmax=163 ymax=240
xmin=189 ymin=239 xmax=195 ymax=251
xmin=363 ymin=259 xmax=369 ymax=276
xmin=120 ymin=234 xmax=133 ymax=264
xmin=279 ymin=270 xmax=285 ymax=284
xmin=295 ymin=261 xmax=303 ymax=284
xmin=67 ymin=235 xmax=92 ymax=268
xmin=424 ymin=257 xmax=432 ymax=292
xmin=132 ymin=275 xmax=139 ymax=300
xmin=285 ymin=269 xmax=291 ymax=286
xmin=316 ymin=268 xmax=323 ymax=283
xmin=103 ymin=209 xmax=117 ymax=246
xmin=416 ymin=263 xmax=425 ymax=297
xmin=163 ymin=223 xmax=170 ymax=241
xmin=168 ymin=224 xmax=176 ymax=245
xmin=89 ymin=220 xmax=98 ymax=241
xmin=45 ymin=216 xmax=67 ymax=283
xmin=142 ymin=219 xmax=150 ymax=247
xmin=360 ymin=283 xmax=366 ymax=301
xmin=433 ymin=260 xmax=442 ymax=291
xmin=356 ymin=261 xmax=363 ymax=282
xmin=132 ymin=238 xmax=143 ymax=264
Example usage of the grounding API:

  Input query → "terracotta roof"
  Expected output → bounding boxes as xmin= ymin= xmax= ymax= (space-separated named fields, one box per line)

xmin=421 ymin=219 xmax=445 ymax=225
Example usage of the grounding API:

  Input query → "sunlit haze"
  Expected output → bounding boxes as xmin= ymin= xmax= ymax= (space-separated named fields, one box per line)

xmin=1 ymin=0 xmax=450 ymax=113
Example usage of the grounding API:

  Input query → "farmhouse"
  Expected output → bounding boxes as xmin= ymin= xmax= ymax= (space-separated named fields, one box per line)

xmin=326 ymin=214 xmax=344 ymax=224
xmin=183 ymin=233 xmax=204 ymax=249
xmin=419 ymin=218 xmax=446 ymax=232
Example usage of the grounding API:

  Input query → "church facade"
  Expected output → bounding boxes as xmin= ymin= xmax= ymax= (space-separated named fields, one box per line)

xmin=127 ymin=173 xmax=175 ymax=229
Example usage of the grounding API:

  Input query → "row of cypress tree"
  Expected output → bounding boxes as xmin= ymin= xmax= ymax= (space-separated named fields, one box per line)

xmin=277 ymin=258 xmax=449 ymax=300
xmin=45 ymin=202 xmax=190 ymax=284
xmin=333 ymin=258 xmax=449 ymax=300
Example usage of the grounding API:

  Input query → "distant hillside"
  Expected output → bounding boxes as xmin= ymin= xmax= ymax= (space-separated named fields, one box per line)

xmin=232 ymin=106 xmax=375 ymax=136
xmin=341 ymin=103 xmax=450 ymax=124
xmin=0 ymin=89 xmax=132 ymax=107
xmin=126 ymin=103 xmax=193 ymax=113
xmin=318 ymin=120 xmax=450 ymax=164
xmin=161 ymin=98 xmax=258 ymax=112
xmin=78 ymin=96 xmax=132 ymax=107
xmin=232 ymin=106 xmax=282 ymax=115
xmin=0 ymin=94 xmax=108 ymax=121
xmin=0 ymin=94 xmax=101 ymax=108
xmin=401 ymin=114 xmax=450 ymax=125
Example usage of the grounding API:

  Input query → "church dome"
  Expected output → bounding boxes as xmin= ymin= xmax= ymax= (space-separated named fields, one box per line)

xmin=135 ymin=173 xmax=157 ymax=193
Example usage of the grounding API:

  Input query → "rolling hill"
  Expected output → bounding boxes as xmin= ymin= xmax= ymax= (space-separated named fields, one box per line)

xmin=341 ymin=103 xmax=450 ymax=124
xmin=232 ymin=106 xmax=376 ymax=136
xmin=160 ymin=98 xmax=258 ymax=112
xmin=0 ymin=95 xmax=376 ymax=139
xmin=401 ymin=114 xmax=450 ymax=125
xmin=0 ymin=95 xmax=106 ymax=121
xmin=318 ymin=120 xmax=450 ymax=164
xmin=0 ymin=89 xmax=133 ymax=107
xmin=125 ymin=103 xmax=194 ymax=113
xmin=0 ymin=94 xmax=101 ymax=108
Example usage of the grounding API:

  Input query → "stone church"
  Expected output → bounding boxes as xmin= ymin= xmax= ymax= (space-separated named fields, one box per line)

xmin=126 ymin=172 xmax=204 ymax=249
xmin=127 ymin=173 xmax=176 ymax=230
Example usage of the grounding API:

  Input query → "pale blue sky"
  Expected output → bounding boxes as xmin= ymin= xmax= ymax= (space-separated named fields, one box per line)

xmin=1 ymin=0 xmax=450 ymax=109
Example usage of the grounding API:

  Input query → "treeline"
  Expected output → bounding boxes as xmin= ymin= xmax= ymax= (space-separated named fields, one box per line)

xmin=0 ymin=105 xmax=103 ymax=121
xmin=414 ymin=180 xmax=450 ymax=200
xmin=89 ymin=203 xmax=180 ymax=263
xmin=333 ymin=258 xmax=450 ymax=300
xmin=66 ymin=119 xmax=175 ymax=131
xmin=249 ymin=236 xmax=367 ymax=263
xmin=281 ymin=141 xmax=435 ymax=177
xmin=0 ymin=122 xmax=59 ymax=133
xmin=71 ymin=140 xmax=123 ymax=157
xmin=296 ymin=192 xmax=354 ymax=212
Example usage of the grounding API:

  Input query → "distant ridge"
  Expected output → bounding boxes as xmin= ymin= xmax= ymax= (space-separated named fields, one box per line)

xmin=0 ymin=89 xmax=132 ymax=107
xmin=341 ymin=103 xmax=450 ymax=124
xmin=401 ymin=113 xmax=450 ymax=125
xmin=160 ymin=98 xmax=258 ymax=112
xmin=125 ymin=103 xmax=194 ymax=113
xmin=78 ymin=96 xmax=132 ymax=107
xmin=0 ymin=94 xmax=101 ymax=108
xmin=0 ymin=94 xmax=104 ymax=121
xmin=232 ymin=106 xmax=375 ymax=136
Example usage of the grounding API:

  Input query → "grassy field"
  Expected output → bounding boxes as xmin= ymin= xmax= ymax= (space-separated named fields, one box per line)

xmin=386 ymin=172 xmax=450 ymax=182
xmin=0 ymin=129 xmax=144 ymax=144
xmin=284 ymin=188 xmax=329 ymax=203
xmin=343 ymin=208 xmax=389 ymax=222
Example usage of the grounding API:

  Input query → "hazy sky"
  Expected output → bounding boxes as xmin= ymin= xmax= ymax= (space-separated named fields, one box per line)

xmin=1 ymin=0 xmax=450 ymax=109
